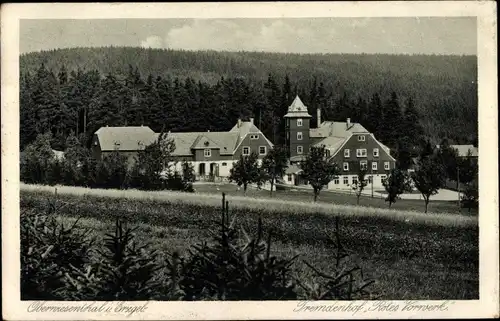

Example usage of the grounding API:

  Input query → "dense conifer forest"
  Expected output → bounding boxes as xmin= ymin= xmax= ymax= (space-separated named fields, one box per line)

xmin=20 ymin=47 xmax=478 ymax=157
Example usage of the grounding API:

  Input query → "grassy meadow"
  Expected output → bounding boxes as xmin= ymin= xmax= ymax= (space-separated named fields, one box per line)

xmin=20 ymin=184 xmax=479 ymax=300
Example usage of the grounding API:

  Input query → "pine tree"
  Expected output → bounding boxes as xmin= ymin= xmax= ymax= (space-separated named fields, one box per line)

xmin=382 ymin=92 xmax=403 ymax=148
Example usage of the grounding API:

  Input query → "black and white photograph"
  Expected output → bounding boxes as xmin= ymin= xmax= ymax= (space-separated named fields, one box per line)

xmin=2 ymin=2 xmax=498 ymax=320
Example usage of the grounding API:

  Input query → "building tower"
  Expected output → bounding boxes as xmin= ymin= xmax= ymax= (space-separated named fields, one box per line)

xmin=284 ymin=96 xmax=312 ymax=160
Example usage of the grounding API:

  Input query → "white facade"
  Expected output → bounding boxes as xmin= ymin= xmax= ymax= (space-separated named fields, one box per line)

xmin=281 ymin=173 xmax=388 ymax=191
xmin=169 ymin=159 xmax=264 ymax=179
xmin=327 ymin=174 xmax=387 ymax=190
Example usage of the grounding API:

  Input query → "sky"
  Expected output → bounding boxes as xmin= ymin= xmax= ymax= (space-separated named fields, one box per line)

xmin=20 ymin=17 xmax=477 ymax=55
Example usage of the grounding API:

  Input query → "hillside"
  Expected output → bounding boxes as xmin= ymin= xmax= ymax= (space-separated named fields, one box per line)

xmin=20 ymin=47 xmax=478 ymax=153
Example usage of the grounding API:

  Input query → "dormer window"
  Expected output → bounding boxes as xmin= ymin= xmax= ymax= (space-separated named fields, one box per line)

xmin=250 ymin=134 xmax=259 ymax=140
xmin=114 ymin=142 xmax=121 ymax=149
xmin=204 ymin=141 xmax=210 ymax=146
xmin=204 ymin=149 xmax=211 ymax=157
xmin=358 ymin=135 xmax=366 ymax=142
xmin=297 ymin=119 xmax=303 ymax=127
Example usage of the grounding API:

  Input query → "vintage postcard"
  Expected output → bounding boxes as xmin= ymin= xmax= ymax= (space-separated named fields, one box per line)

xmin=2 ymin=1 xmax=498 ymax=320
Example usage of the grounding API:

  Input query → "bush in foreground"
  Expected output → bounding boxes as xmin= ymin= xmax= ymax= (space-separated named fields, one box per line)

xmin=21 ymin=192 xmax=374 ymax=300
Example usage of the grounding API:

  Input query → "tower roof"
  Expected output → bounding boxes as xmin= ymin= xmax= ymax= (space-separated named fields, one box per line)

xmin=284 ymin=95 xmax=312 ymax=118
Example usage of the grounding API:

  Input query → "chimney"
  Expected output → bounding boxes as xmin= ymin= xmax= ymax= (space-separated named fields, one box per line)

xmin=250 ymin=117 xmax=254 ymax=124
xmin=346 ymin=118 xmax=351 ymax=129
xmin=237 ymin=118 xmax=242 ymax=128
xmin=317 ymin=108 xmax=321 ymax=128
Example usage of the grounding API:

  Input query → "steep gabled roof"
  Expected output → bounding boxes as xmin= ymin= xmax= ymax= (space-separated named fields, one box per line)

xmin=284 ymin=96 xmax=312 ymax=118
xmin=230 ymin=120 xmax=274 ymax=150
xmin=95 ymin=119 xmax=272 ymax=156
xmin=310 ymin=121 xmax=369 ymax=139
xmin=313 ymin=136 xmax=346 ymax=154
xmin=191 ymin=134 xmax=222 ymax=150
xmin=95 ymin=126 xmax=156 ymax=151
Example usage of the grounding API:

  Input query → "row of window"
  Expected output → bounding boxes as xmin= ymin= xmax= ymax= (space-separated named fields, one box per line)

xmin=203 ymin=146 xmax=267 ymax=157
xmin=342 ymin=161 xmax=390 ymax=171
xmin=332 ymin=175 xmax=387 ymax=185
xmin=344 ymin=148 xmax=379 ymax=158
xmin=286 ymin=174 xmax=387 ymax=184
xmin=242 ymin=146 xmax=267 ymax=156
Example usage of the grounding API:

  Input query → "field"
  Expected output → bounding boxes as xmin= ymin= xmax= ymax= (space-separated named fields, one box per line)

xmin=20 ymin=184 xmax=479 ymax=300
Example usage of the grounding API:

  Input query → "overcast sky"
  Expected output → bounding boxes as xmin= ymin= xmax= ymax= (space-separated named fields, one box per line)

xmin=20 ymin=17 xmax=477 ymax=55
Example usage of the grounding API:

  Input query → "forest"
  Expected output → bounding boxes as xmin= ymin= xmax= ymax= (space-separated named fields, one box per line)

xmin=20 ymin=47 xmax=478 ymax=160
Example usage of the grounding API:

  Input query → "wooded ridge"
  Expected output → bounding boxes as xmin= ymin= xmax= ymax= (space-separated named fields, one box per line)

xmin=20 ymin=47 xmax=478 ymax=152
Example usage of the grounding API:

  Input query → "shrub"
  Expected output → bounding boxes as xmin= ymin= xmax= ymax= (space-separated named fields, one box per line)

xmin=21 ymin=192 xmax=375 ymax=300
xmin=20 ymin=194 xmax=94 ymax=300
xmin=167 ymin=193 xmax=297 ymax=300
xmin=63 ymin=219 xmax=163 ymax=300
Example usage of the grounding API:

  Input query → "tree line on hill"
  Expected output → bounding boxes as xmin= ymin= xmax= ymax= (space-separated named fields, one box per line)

xmin=21 ymin=61 xmax=465 ymax=171
xmin=20 ymin=47 xmax=478 ymax=153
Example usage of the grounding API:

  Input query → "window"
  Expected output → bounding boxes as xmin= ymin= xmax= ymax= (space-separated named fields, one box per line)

xmin=352 ymin=177 xmax=358 ymax=185
xmin=297 ymin=119 xmax=303 ymax=127
xmin=222 ymin=162 xmax=227 ymax=166
xmin=204 ymin=149 xmax=211 ymax=157
xmin=343 ymin=177 xmax=349 ymax=185
xmin=356 ymin=149 xmax=367 ymax=157
xmin=250 ymin=134 xmax=259 ymax=140
xmin=344 ymin=149 xmax=350 ymax=158
xmin=373 ymin=148 xmax=379 ymax=157
xmin=343 ymin=162 xmax=349 ymax=171
xmin=384 ymin=161 xmax=390 ymax=170
xmin=358 ymin=135 xmax=366 ymax=141
xmin=297 ymin=146 xmax=303 ymax=154
xmin=243 ymin=147 xmax=250 ymax=155
xmin=334 ymin=178 xmax=340 ymax=184
xmin=381 ymin=175 xmax=387 ymax=184
xmin=372 ymin=161 xmax=378 ymax=171
xmin=360 ymin=160 xmax=368 ymax=170
xmin=259 ymin=146 xmax=266 ymax=155
xmin=368 ymin=175 xmax=373 ymax=184
xmin=287 ymin=174 xmax=292 ymax=182
xmin=297 ymin=132 xmax=303 ymax=140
